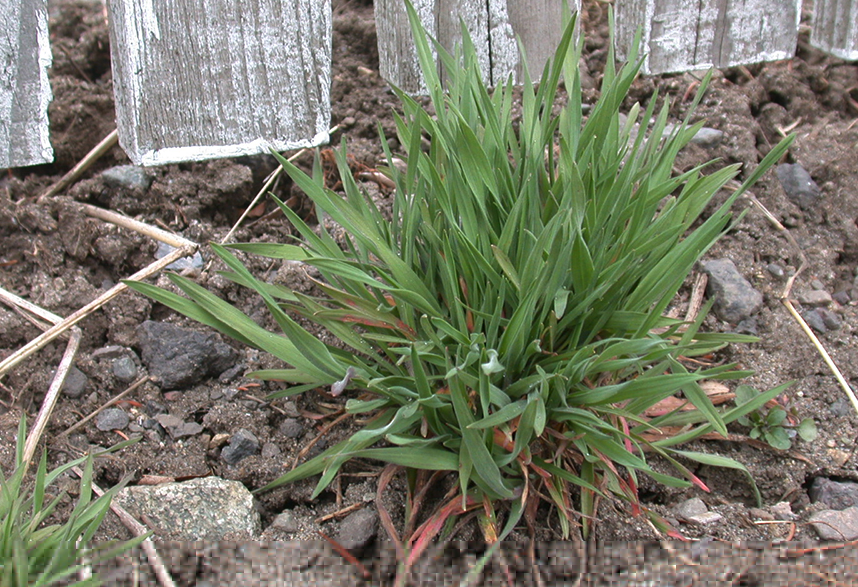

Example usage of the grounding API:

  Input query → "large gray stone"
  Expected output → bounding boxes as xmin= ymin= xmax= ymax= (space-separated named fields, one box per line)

xmin=809 ymin=506 xmax=858 ymax=540
xmin=810 ymin=477 xmax=858 ymax=510
xmin=115 ymin=476 xmax=260 ymax=541
xmin=701 ymin=259 xmax=763 ymax=324
xmin=138 ymin=321 xmax=237 ymax=390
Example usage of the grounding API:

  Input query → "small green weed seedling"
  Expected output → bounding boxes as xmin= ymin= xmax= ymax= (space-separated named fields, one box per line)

xmin=735 ymin=385 xmax=817 ymax=450
xmin=0 ymin=418 xmax=146 ymax=586
xmin=128 ymin=1 xmax=793 ymax=549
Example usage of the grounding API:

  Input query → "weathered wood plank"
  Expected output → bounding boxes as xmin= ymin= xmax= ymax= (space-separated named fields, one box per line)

xmin=105 ymin=0 xmax=331 ymax=166
xmin=615 ymin=0 xmax=802 ymax=75
xmin=811 ymin=0 xmax=858 ymax=60
xmin=1 ymin=0 xmax=53 ymax=168
xmin=375 ymin=0 xmax=580 ymax=94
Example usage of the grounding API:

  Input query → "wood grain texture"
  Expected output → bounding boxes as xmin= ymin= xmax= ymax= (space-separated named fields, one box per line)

xmin=375 ymin=0 xmax=580 ymax=94
xmin=615 ymin=0 xmax=801 ymax=74
xmin=811 ymin=0 xmax=858 ymax=60
xmin=106 ymin=0 xmax=331 ymax=166
xmin=1 ymin=0 xmax=53 ymax=168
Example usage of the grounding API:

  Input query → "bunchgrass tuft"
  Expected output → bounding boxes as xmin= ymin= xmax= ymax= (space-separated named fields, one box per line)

xmin=128 ymin=4 xmax=792 ymax=542
xmin=0 ymin=417 xmax=146 ymax=586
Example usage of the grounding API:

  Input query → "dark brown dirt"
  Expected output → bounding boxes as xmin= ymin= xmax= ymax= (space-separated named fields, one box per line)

xmin=3 ymin=0 xmax=858 ymax=584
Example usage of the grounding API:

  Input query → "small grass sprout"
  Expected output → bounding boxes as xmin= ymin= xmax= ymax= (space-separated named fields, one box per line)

xmin=128 ymin=3 xmax=793 ymax=543
xmin=0 ymin=417 xmax=145 ymax=586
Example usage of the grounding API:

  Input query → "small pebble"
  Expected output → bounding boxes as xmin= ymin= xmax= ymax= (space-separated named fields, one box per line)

xmin=833 ymin=290 xmax=851 ymax=305
xmin=155 ymin=242 xmax=204 ymax=271
xmin=674 ymin=497 xmax=708 ymax=520
xmin=61 ymin=366 xmax=88 ymax=399
xmin=797 ymin=290 xmax=833 ymax=306
xmin=811 ymin=279 xmax=825 ymax=290
xmin=690 ymin=127 xmax=724 ymax=148
xmin=819 ymin=308 xmax=843 ymax=330
xmin=766 ymin=263 xmax=786 ymax=279
xmin=279 ymin=418 xmax=304 ymax=439
xmin=685 ymin=511 xmax=723 ymax=525
xmin=270 ymin=511 xmax=299 ymax=533
xmin=803 ymin=309 xmax=828 ymax=333
xmin=96 ymin=408 xmax=130 ymax=431
xmin=112 ymin=356 xmax=138 ymax=383
xmin=770 ymin=501 xmax=796 ymax=521
xmin=261 ymin=442 xmax=282 ymax=458
xmin=221 ymin=429 xmax=260 ymax=465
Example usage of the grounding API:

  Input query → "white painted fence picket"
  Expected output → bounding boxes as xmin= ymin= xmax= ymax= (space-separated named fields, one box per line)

xmin=374 ymin=0 xmax=581 ymax=94
xmin=2 ymin=0 xmax=857 ymax=169
xmin=614 ymin=0 xmax=803 ymax=74
xmin=1 ymin=0 xmax=52 ymax=168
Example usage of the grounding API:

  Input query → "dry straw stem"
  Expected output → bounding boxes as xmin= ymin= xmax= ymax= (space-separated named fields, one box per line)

xmin=70 ymin=466 xmax=177 ymax=587
xmin=57 ymin=375 xmax=150 ymax=440
xmin=37 ymin=129 xmax=119 ymax=202
xmin=21 ymin=328 xmax=82 ymax=473
xmin=80 ymin=203 xmax=196 ymax=249
xmin=219 ymin=124 xmax=342 ymax=246
xmin=742 ymin=190 xmax=858 ymax=417
xmin=0 ymin=244 xmax=196 ymax=379
xmin=0 ymin=287 xmax=82 ymax=472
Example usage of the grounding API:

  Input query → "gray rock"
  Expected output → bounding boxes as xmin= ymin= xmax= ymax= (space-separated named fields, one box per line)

xmin=701 ymin=259 xmax=763 ymax=324
xmin=218 ymin=363 xmax=245 ymax=383
xmin=61 ymin=366 xmax=88 ymax=398
xmin=115 ymin=476 xmax=260 ymax=540
xmin=221 ymin=429 xmax=260 ymax=465
xmin=685 ymin=511 xmax=723 ymax=525
xmin=777 ymin=163 xmax=821 ymax=210
xmin=797 ymin=290 xmax=833 ymax=306
xmin=270 ymin=511 xmax=299 ymax=533
xmin=96 ymin=408 xmax=129 ymax=431
xmin=810 ymin=478 xmax=858 ymax=510
xmin=831 ymin=398 xmax=853 ymax=418
xmin=336 ymin=507 xmax=379 ymax=550
xmin=138 ymin=321 xmax=238 ymax=390
xmin=91 ymin=345 xmax=128 ymax=360
xmin=819 ymin=308 xmax=843 ymax=330
xmin=101 ymin=165 xmax=155 ymax=192
xmin=771 ymin=501 xmax=797 ymax=521
xmin=766 ymin=263 xmax=786 ymax=279
xmin=261 ymin=442 xmax=282 ymax=458
xmin=170 ymin=421 xmax=204 ymax=439
xmin=112 ymin=356 xmax=138 ymax=383
xmin=804 ymin=309 xmax=828 ymax=333
xmin=809 ymin=506 xmax=858 ymax=540
xmin=689 ymin=127 xmax=724 ymax=148
xmin=833 ymin=290 xmax=851 ymax=305
xmin=279 ymin=418 xmax=304 ymax=439
xmin=674 ymin=497 xmax=708 ymax=520
xmin=154 ymin=413 xmax=183 ymax=429
xmin=155 ymin=242 xmax=204 ymax=272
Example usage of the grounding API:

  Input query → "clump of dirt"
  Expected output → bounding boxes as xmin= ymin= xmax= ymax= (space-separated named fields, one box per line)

xmin=3 ymin=0 xmax=858 ymax=584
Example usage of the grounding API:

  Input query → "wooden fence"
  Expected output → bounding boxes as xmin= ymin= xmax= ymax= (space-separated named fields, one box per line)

xmin=2 ymin=0 xmax=857 ymax=169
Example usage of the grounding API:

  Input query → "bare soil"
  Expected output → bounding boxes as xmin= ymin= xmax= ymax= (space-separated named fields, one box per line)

xmin=3 ymin=0 xmax=858 ymax=584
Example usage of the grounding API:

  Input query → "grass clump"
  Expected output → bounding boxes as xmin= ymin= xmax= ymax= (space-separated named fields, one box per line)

xmin=0 ymin=418 xmax=145 ymax=586
xmin=129 ymin=4 xmax=792 ymax=543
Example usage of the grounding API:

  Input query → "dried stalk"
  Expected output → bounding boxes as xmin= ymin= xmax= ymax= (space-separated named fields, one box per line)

xmin=79 ymin=203 xmax=196 ymax=249
xmin=57 ymin=375 xmax=150 ymax=439
xmin=21 ymin=328 xmax=81 ymax=473
xmin=0 ymin=244 xmax=196 ymax=379
xmin=71 ymin=466 xmax=177 ymax=587
xmin=219 ymin=124 xmax=341 ymax=245
xmin=38 ymin=129 xmax=119 ymax=202
xmin=743 ymin=191 xmax=858 ymax=416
